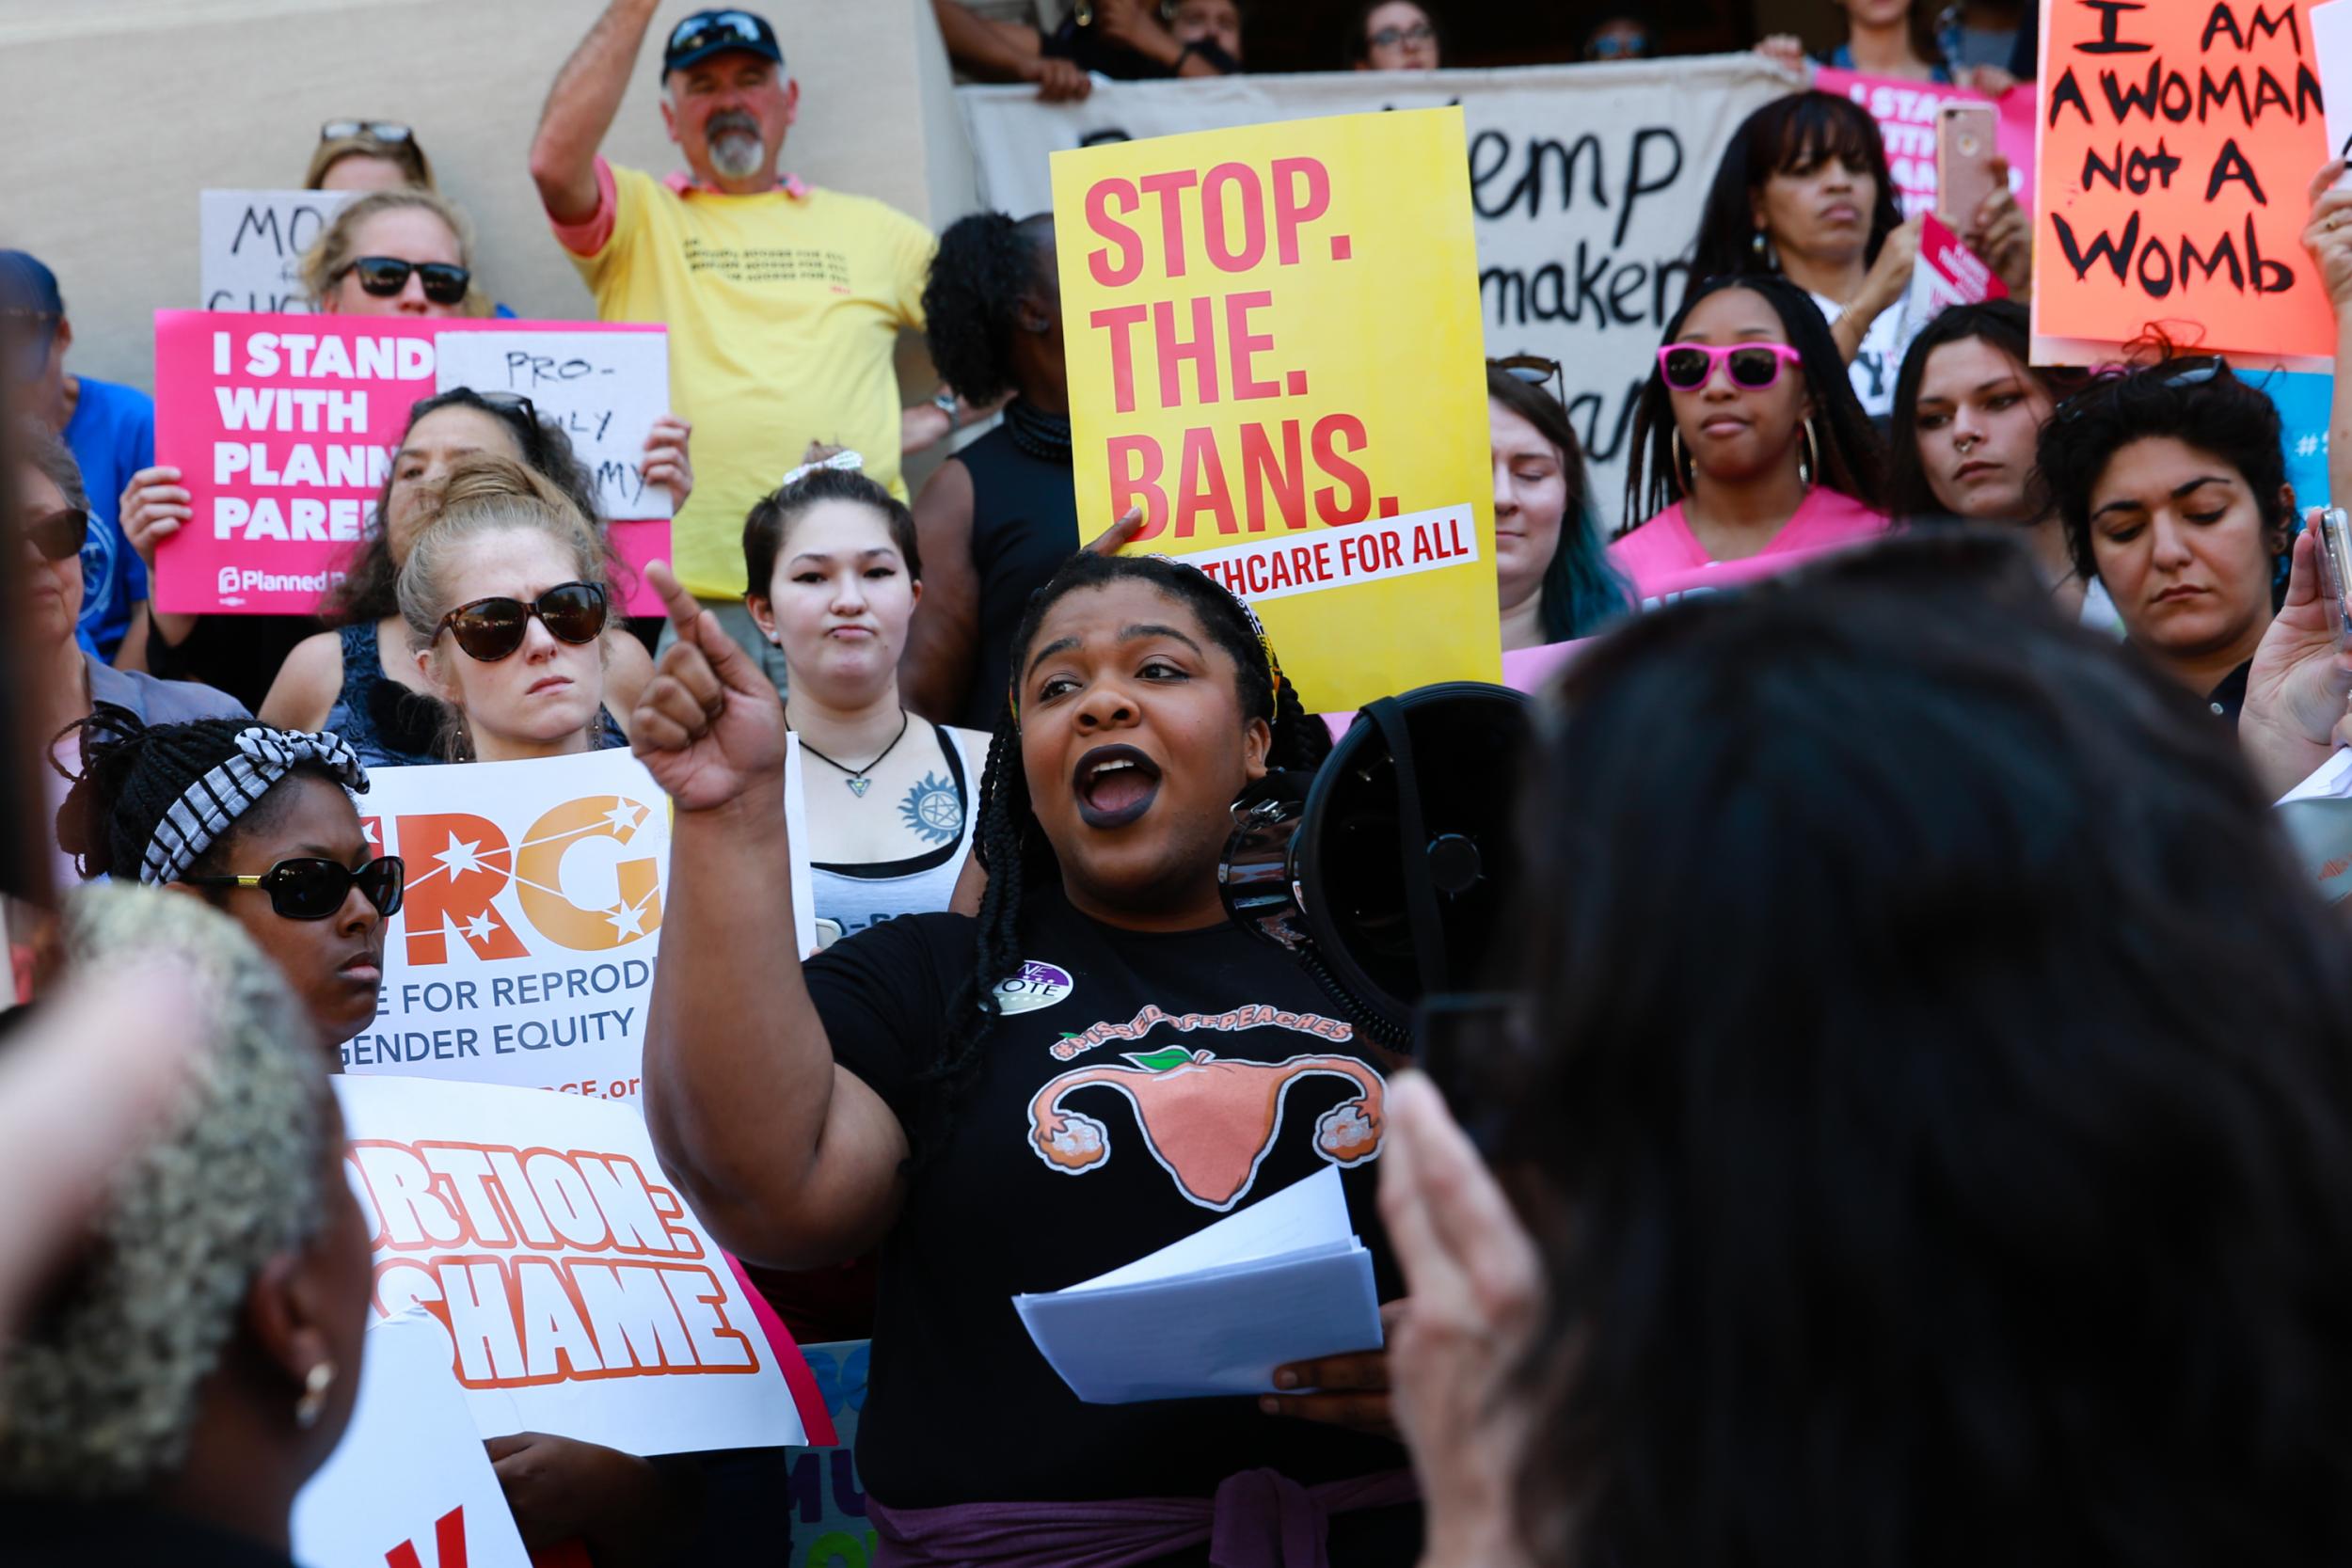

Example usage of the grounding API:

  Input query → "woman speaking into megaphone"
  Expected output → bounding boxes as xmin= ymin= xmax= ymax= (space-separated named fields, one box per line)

xmin=630 ymin=519 xmax=1431 ymax=1562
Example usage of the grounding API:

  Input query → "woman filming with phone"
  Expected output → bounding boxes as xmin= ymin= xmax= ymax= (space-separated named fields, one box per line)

xmin=1613 ymin=275 xmax=1890 ymax=605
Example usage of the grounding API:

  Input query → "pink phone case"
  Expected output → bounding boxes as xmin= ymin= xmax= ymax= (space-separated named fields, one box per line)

xmin=1937 ymin=105 xmax=2001 ymax=229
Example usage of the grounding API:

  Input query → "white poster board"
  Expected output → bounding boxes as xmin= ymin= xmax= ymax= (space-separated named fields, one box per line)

xmin=436 ymin=329 xmax=675 ymax=520
xmin=336 ymin=1074 xmax=809 ymax=1455
xmin=199 ymin=188 xmax=355 ymax=312
xmin=341 ymin=745 xmax=815 ymax=1103
xmin=293 ymin=1312 xmax=532 ymax=1568
xmin=960 ymin=58 xmax=1792 ymax=531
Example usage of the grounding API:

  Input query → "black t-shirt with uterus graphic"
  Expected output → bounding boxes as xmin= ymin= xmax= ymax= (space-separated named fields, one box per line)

xmin=803 ymin=881 xmax=1414 ymax=1528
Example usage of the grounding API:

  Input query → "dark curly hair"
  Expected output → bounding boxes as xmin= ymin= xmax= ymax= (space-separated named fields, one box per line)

xmin=1494 ymin=531 xmax=2352 ymax=1566
xmin=1887 ymin=300 xmax=2094 ymax=526
xmin=1688 ymin=91 xmax=1904 ymax=287
xmin=2037 ymin=351 xmax=2293 ymax=584
xmin=323 ymin=388 xmax=603 ymax=626
xmin=918 ymin=552 xmax=1332 ymax=1145
xmin=922 ymin=212 xmax=1057 ymax=408
xmin=741 ymin=464 xmax=923 ymax=607
xmin=1622 ymin=273 xmax=1888 ymax=532
xmin=52 ymin=710 xmax=355 ymax=885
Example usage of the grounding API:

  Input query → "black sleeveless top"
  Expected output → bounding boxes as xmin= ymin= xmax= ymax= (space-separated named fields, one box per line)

xmin=956 ymin=403 xmax=1079 ymax=732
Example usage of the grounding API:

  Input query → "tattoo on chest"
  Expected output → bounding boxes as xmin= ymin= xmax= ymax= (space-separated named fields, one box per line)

xmin=898 ymin=770 xmax=963 ymax=845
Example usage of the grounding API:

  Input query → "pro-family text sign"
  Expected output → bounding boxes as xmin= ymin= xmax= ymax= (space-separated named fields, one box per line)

xmin=151 ymin=310 xmax=673 ymax=614
xmin=1052 ymin=108 xmax=1501 ymax=708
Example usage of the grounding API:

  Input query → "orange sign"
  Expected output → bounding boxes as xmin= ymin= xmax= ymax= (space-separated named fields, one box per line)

xmin=2031 ymin=0 xmax=2333 ymax=364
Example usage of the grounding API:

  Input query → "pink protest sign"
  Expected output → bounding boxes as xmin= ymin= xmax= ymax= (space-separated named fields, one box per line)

xmin=152 ymin=311 xmax=671 ymax=616
xmin=1814 ymin=67 xmax=2036 ymax=223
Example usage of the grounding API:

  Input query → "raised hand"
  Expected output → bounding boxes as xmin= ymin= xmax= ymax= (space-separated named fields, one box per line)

xmin=639 ymin=415 xmax=694 ymax=513
xmin=1376 ymin=1072 xmax=1544 ymax=1568
xmin=119 ymin=465 xmax=192 ymax=574
xmin=2242 ymin=522 xmax=2352 ymax=797
xmin=629 ymin=562 xmax=787 ymax=812
xmin=1082 ymin=505 xmax=1148 ymax=557
xmin=2302 ymin=160 xmax=2352 ymax=312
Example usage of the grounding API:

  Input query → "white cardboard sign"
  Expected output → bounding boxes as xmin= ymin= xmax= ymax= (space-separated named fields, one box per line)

xmin=335 ymin=1074 xmax=809 ymax=1455
xmin=199 ymin=189 xmax=355 ymax=313
xmin=436 ymin=330 xmax=675 ymax=520
xmin=293 ymin=1312 xmax=532 ymax=1568
xmin=340 ymin=745 xmax=815 ymax=1104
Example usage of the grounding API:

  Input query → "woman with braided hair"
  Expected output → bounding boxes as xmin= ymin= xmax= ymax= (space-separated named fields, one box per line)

xmin=634 ymin=546 xmax=1427 ymax=1563
xmin=53 ymin=712 xmax=401 ymax=1055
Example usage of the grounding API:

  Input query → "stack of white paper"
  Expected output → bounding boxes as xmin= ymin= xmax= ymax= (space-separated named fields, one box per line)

xmin=1012 ymin=1165 xmax=1384 ymax=1403
xmin=2276 ymin=749 xmax=2352 ymax=905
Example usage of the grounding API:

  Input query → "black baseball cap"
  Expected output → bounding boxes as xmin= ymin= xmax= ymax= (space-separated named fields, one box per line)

xmin=662 ymin=9 xmax=783 ymax=77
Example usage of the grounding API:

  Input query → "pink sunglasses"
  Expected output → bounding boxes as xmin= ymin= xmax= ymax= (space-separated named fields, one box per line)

xmin=1657 ymin=341 xmax=1804 ymax=392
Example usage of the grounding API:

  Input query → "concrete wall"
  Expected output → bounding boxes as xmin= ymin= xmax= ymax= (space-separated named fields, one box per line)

xmin=0 ymin=0 xmax=977 ymax=393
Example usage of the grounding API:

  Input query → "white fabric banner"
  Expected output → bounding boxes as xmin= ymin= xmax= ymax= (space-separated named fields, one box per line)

xmin=959 ymin=58 xmax=1794 ymax=530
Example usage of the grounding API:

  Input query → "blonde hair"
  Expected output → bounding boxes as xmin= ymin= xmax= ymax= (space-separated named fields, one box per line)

xmin=299 ymin=187 xmax=485 ymax=316
xmin=303 ymin=134 xmax=435 ymax=192
xmin=395 ymin=452 xmax=613 ymax=759
xmin=0 ymin=885 xmax=330 ymax=1495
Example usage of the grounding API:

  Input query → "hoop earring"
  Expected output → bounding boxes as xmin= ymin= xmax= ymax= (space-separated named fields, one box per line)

xmin=1799 ymin=418 xmax=1820 ymax=487
xmin=295 ymin=1360 xmax=337 ymax=1430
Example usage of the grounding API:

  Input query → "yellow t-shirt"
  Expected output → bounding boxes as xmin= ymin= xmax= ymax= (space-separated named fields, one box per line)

xmin=564 ymin=163 xmax=934 ymax=599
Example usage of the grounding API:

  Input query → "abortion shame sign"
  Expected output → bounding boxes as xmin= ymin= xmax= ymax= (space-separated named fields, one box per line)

xmin=2031 ymin=0 xmax=2333 ymax=365
xmin=342 ymin=746 xmax=815 ymax=1104
xmin=199 ymin=189 xmax=356 ymax=313
xmin=152 ymin=311 xmax=672 ymax=614
xmin=336 ymin=1075 xmax=810 ymax=1455
xmin=1054 ymin=108 xmax=1500 ymax=708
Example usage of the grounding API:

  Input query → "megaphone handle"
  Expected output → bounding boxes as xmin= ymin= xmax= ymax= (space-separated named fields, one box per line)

xmin=1364 ymin=695 xmax=1452 ymax=1004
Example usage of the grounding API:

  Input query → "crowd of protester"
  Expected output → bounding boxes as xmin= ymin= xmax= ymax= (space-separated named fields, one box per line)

xmin=11 ymin=2 xmax=2352 ymax=1566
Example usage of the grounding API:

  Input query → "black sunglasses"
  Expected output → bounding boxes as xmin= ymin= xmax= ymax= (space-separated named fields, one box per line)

xmin=321 ymin=119 xmax=412 ymax=144
xmin=2055 ymin=354 xmax=2226 ymax=424
xmin=338 ymin=256 xmax=470 ymax=306
xmin=669 ymin=11 xmax=771 ymax=56
xmin=187 ymin=856 xmax=405 ymax=921
xmin=413 ymin=388 xmax=539 ymax=433
xmin=24 ymin=506 xmax=88 ymax=562
xmin=1491 ymin=354 xmax=1567 ymax=408
xmin=436 ymin=582 xmax=610 ymax=662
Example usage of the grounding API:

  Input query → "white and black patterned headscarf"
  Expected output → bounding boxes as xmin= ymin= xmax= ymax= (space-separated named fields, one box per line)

xmin=138 ymin=726 xmax=369 ymax=887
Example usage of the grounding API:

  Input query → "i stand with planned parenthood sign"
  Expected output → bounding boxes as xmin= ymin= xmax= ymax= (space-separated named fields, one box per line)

xmin=151 ymin=310 xmax=675 ymax=615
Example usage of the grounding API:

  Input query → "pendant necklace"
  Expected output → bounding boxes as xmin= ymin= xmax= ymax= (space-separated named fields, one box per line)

xmin=792 ymin=709 xmax=912 ymax=797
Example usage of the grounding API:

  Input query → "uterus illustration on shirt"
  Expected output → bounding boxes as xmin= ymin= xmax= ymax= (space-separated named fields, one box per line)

xmin=1025 ymin=1000 xmax=1388 ymax=1212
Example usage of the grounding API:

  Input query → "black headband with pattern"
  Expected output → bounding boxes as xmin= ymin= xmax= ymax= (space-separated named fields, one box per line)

xmin=140 ymin=727 xmax=370 ymax=887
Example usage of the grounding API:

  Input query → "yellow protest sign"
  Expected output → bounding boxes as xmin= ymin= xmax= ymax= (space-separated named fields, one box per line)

xmin=1051 ymin=107 xmax=1499 ymax=711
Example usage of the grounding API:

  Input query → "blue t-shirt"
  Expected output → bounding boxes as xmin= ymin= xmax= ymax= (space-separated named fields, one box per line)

xmin=64 ymin=374 xmax=153 ymax=663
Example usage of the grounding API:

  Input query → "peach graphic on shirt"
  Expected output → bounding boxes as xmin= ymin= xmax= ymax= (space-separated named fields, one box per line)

xmin=1026 ymin=1049 xmax=1386 ymax=1211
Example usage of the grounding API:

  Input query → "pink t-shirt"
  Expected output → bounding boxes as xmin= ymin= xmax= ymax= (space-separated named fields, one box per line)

xmin=1610 ymin=488 xmax=1892 ymax=607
